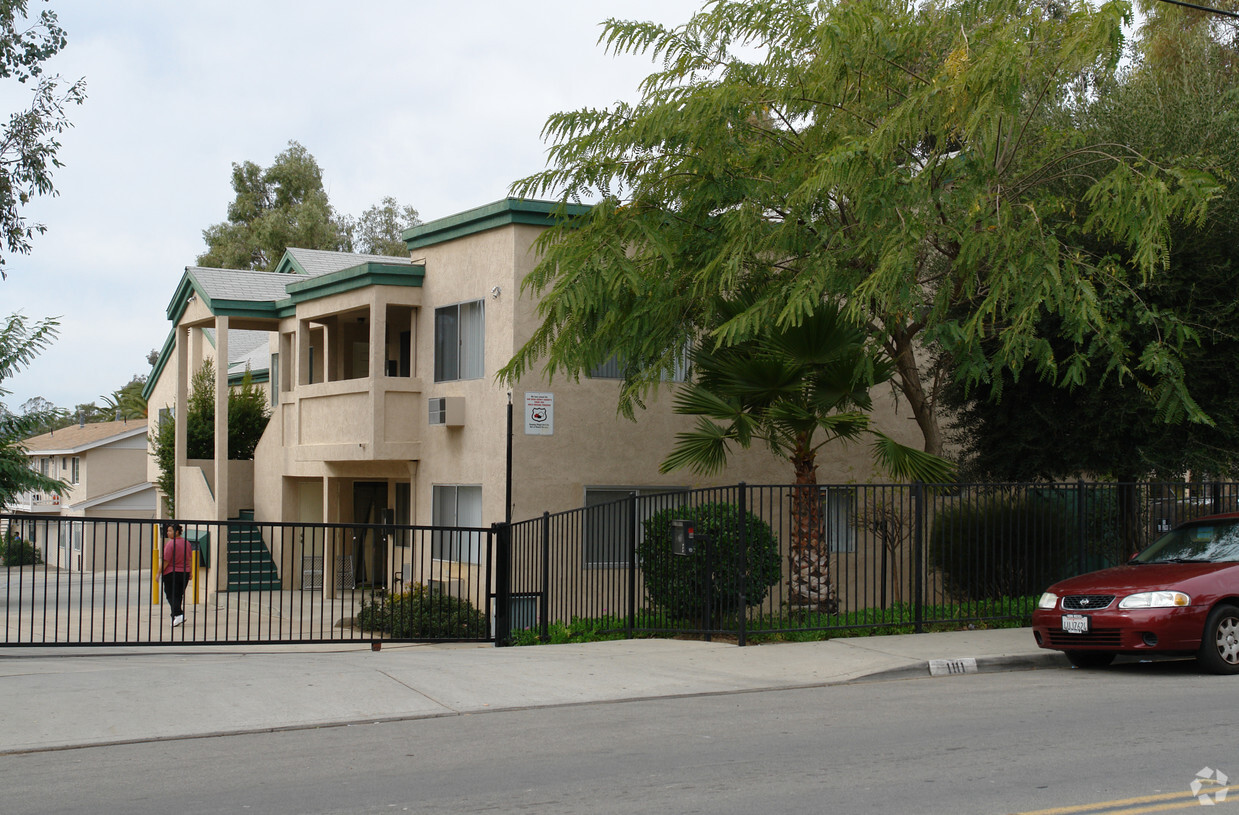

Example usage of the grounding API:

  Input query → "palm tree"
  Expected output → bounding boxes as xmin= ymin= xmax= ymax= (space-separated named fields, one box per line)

xmin=660 ymin=299 xmax=954 ymax=612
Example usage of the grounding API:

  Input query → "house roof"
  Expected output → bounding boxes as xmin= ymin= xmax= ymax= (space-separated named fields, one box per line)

xmin=22 ymin=420 xmax=149 ymax=454
xmin=274 ymin=247 xmax=414 ymax=277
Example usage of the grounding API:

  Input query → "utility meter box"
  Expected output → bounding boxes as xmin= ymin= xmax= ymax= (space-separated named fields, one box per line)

xmin=671 ymin=519 xmax=696 ymax=556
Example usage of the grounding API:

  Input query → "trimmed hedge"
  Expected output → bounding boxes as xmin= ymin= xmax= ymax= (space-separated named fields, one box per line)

xmin=357 ymin=583 xmax=487 ymax=639
xmin=929 ymin=496 xmax=1074 ymax=601
xmin=639 ymin=503 xmax=781 ymax=620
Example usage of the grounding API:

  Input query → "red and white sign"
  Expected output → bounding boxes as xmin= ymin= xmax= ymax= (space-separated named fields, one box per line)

xmin=524 ymin=392 xmax=554 ymax=435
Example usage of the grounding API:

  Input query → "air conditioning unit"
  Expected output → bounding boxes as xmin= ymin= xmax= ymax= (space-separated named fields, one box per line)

xmin=428 ymin=396 xmax=465 ymax=427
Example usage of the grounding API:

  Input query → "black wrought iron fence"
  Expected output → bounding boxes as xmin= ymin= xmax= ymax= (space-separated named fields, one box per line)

xmin=502 ymin=481 xmax=1239 ymax=646
xmin=0 ymin=514 xmax=495 ymax=646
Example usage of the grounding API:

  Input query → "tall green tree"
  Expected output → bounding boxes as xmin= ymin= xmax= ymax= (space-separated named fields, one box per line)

xmin=0 ymin=0 xmax=85 ymax=275
xmin=341 ymin=195 xmax=420 ymax=256
xmin=946 ymin=2 xmax=1239 ymax=480
xmin=0 ymin=313 xmax=63 ymax=502
xmin=198 ymin=142 xmax=419 ymax=271
xmin=502 ymin=0 xmax=1218 ymax=458
xmin=661 ymin=294 xmax=954 ymax=609
xmin=197 ymin=141 xmax=344 ymax=272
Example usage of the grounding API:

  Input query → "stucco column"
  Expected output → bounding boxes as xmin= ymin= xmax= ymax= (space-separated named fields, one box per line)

xmin=370 ymin=299 xmax=385 ymax=447
xmin=214 ymin=315 xmax=229 ymax=525
xmin=174 ymin=324 xmax=189 ymax=517
xmin=298 ymin=319 xmax=311 ymax=386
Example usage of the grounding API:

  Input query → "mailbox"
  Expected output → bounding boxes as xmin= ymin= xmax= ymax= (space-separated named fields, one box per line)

xmin=671 ymin=519 xmax=696 ymax=556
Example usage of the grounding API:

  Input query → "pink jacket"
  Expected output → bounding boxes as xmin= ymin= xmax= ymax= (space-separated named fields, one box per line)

xmin=162 ymin=535 xmax=193 ymax=575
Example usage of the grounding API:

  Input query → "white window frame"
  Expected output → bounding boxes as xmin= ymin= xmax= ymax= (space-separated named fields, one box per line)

xmin=434 ymin=300 xmax=485 ymax=382
xmin=431 ymin=484 xmax=483 ymax=563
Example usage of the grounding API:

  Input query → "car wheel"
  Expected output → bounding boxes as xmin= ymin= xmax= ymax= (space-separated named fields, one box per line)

xmin=1065 ymin=651 xmax=1115 ymax=669
xmin=1197 ymin=604 xmax=1239 ymax=675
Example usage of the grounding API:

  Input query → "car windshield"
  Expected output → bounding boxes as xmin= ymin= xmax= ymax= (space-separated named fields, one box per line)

xmin=1135 ymin=519 xmax=1239 ymax=564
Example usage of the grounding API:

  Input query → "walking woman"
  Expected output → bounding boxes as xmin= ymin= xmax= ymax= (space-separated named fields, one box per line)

xmin=162 ymin=524 xmax=192 ymax=627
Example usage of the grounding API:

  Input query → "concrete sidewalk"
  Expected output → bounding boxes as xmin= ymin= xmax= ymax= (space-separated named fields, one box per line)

xmin=0 ymin=627 xmax=1062 ymax=754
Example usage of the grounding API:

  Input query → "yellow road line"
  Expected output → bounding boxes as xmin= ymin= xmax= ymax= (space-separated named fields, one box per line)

xmin=1014 ymin=784 xmax=1237 ymax=815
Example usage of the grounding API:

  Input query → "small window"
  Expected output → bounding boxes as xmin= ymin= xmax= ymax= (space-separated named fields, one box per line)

xmin=70 ymin=457 xmax=80 ymax=485
xmin=587 ymin=345 xmax=690 ymax=383
xmin=583 ymin=487 xmax=687 ymax=567
xmin=434 ymin=300 xmax=484 ymax=382
xmin=823 ymin=487 xmax=856 ymax=553
xmin=431 ymin=484 xmax=483 ymax=563
xmin=270 ymin=353 xmax=279 ymax=406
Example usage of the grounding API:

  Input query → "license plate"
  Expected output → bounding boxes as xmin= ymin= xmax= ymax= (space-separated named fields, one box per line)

xmin=1062 ymin=614 xmax=1090 ymax=634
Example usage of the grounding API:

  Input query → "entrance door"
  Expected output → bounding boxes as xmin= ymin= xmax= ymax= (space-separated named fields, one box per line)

xmin=352 ymin=482 xmax=388 ymax=589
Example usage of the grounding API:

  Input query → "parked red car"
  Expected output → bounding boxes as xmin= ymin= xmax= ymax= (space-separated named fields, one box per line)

xmin=1032 ymin=513 xmax=1239 ymax=674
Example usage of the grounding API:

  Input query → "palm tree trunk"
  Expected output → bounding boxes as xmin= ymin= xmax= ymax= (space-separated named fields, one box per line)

xmin=787 ymin=442 xmax=838 ymax=613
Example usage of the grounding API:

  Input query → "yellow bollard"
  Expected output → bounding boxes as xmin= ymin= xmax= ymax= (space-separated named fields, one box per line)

xmin=191 ymin=547 xmax=199 ymax=605
xmin=152 ymin=523 xmax=162 ymax=605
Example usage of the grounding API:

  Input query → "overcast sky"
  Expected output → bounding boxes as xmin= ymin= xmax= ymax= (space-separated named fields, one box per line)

xmin=0 ymin=0 xmax=704 ymax=412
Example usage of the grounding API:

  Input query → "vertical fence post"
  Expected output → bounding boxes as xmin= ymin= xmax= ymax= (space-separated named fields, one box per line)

xmin=540 ymin=511 xmax=550 ymax=642
xmin=912 ymin=482 xmax=924 ymax=634
xmin=737 ymin=482 xmax=747 ymax=647
xmin=1076 ymin=479 xmax=1087 ymax=576
xmin=626 ymin=492 xmax=638 ymax=639
xmin=493 ymin=522 xmax=511 ymax=647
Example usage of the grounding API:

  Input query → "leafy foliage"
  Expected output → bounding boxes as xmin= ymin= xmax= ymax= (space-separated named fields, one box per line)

xmin=357 ymin=584 xmax=487 ymax=639
xmin=945 ymin=9 xmax=1239 ymax=480
xmin=638 ymin=503 xmax=781 ymax=620
xmin=149 ymin=360 xmax=271 ymax=514
xmin=929 ymin=496 xmax=1075 ymax=601
xmin=1 ymin=533 xmax=41 ymax=566
xmin=197 ymin=142 xmax=420 ymax=271
xmin=340 ymin=195 xmax=421 ymax=257
xmin=197 ymin=141 xmax=343 ymax=271
xmin=661 ymin=294 xmax=955 ymax=483
xmin=0 ymin=0 xmax=86 ymax=275
xmin=504 ymin=0 xmax=1219 ymax=459
xmin=0 ymin=313 xmax=63 ymax=503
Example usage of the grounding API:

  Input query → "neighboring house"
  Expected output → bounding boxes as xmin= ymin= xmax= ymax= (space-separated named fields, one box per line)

xmin=8 ymin=419 xmax=157 ymax=571
xmin=144 ymin=199 xmax=923 ymax=599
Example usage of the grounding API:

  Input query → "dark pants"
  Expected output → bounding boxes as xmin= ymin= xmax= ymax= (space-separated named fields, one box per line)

xmin=163 ymin=571 xmax=190 ymax=618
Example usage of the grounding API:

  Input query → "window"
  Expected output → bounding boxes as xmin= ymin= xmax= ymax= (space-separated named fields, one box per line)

xmin=823 ymin=487 xmax=856 ymax=553
xmin=584 ymin=488 xmax=687 ymax=567
xmin=587 ymin=345 xmax=690 ymax=383
xmin=432 ymin=485 xmax=482 ymax=563
xmin=70 ymin=457 xmax=79 ymax=485
xmin=434 ymin=300 xmax=484 ymax=382
xmin=270 ymin=353 xmax=279 ymax=406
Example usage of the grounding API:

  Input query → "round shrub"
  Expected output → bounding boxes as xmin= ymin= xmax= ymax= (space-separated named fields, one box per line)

xmin=929 ymin=496 xmax=1074 ymax=601
xmin=2 ymin=536 xmax=42 ymax=566
xmin=639 ymin=503 xmax=781 ymax=621
xmin=357 ymin=583 xmax=487 ymax=639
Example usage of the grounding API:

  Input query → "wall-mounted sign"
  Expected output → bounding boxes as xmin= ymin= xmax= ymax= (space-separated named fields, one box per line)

xmin=524 ymin=392 xmax=554 ymax=435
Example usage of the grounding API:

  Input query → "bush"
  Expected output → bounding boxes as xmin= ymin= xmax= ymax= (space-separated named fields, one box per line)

xmin=2 ymin=536 xmax=42 ymax=566
xmin=639 ymin=503 xmax=781 ymax=621
xmin=356 ymin=584 xmax=487 ymax=639
xmin=929 ymin=496 xmax=1074 ymax=601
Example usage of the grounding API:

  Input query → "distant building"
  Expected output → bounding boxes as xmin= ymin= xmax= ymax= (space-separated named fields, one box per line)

xmin=8 ymin=419 xmax=157 ymax=571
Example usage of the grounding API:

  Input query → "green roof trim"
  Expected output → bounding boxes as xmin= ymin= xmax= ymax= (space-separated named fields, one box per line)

xmin=403 ymin=197 xmax=591 ymax=250
xmin=281 ymin=262 xmax=424 ymax=303
xmin=142 ymin=328 xmax=177 ymax=402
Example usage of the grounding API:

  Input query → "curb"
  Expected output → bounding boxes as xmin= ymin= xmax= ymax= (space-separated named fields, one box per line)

xmin=853 ymin=652 xmax=1066 ymax=682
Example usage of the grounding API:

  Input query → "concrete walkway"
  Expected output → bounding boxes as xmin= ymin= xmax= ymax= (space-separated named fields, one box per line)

xmin=0 ymin=627 xmax=1062 ymax=754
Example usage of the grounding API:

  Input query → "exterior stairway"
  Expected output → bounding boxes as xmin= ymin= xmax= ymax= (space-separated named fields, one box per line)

xmin=226 ymin=511 xmax=281 ymax=591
